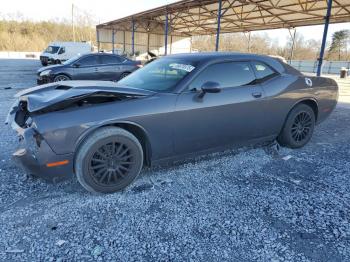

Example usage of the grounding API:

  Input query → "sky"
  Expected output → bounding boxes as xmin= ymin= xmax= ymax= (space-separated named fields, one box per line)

xmin=1 ymin=0 xmax=349 ymax=46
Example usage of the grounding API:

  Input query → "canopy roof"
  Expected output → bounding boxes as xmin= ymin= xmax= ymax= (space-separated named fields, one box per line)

xmin=96 ymin=0 xmax=350 ymax=36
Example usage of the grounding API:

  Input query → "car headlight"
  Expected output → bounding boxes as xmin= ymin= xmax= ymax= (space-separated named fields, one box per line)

xmin=40 ymin=70 xmax=52 ymax=76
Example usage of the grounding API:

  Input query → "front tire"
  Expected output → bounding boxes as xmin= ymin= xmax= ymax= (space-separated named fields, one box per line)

xmin=54 ymin=74 xmax=70 ymax=82
xmin=277 ymin=104 xmax=315 ymax=148
xmin=75 ymin=127 xmax=144 ymax=193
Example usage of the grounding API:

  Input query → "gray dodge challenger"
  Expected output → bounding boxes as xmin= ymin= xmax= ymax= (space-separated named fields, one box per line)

xmin=6 ymin=53 xmax=338 ymax=193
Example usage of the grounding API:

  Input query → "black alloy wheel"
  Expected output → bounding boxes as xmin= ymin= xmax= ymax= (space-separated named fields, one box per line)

xmin=290 ymin=111 xmax=313 ymax=142
xmin=88 ymin=141 xmax=135 ymax=187
xmin=277 ymin=103 xmax=315 ymax=148
xmin=75 ymin=127 xmax=143 ymax=193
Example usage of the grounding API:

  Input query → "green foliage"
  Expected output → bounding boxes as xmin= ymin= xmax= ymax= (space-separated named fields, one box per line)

xmin=0 ymin=19 xmax=96 ymax=51
xmin=328 ymin=30 xmax=350 ymax=60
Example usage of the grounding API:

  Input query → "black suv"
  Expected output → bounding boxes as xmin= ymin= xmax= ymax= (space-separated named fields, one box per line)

xmin=37 ymin=53 xmax=141 ymax=84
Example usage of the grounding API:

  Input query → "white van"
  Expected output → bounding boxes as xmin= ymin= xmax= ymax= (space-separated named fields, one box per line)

xmin=40 ymin=42 xmax=91 ymax=66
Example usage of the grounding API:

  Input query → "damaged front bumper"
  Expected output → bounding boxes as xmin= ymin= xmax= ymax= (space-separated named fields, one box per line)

xmin=7 ymin=105 xmax=74 ymax=183
xmin=37 ymin=75 xmax=54 ymax=85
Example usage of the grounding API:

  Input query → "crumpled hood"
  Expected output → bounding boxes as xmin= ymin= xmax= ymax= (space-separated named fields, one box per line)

xmin=16 ymin=81 xmax=155 ymax=112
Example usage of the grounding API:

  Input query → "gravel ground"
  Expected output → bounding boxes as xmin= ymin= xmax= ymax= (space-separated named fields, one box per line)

xmin=0 ymin=59 xmax=40 ymax=89
xmin=0 ymin=59 xmax=350 ymax=261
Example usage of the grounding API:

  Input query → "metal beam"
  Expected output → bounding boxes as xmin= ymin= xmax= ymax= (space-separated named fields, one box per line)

xmin=97 ymin=29 xmax=100 ymax=52
xmin=123 ymin=31 xmax=126 ymax=54
xmin=132 ymin=19 xmax=135 ymax=56
xmin=244 ymin=31 xmax=252 ymax=53
xmin=164 ymin=12 xmax=169 ymax=55
xmin=288 ymin=28 xmax=297 ymax=63
xmin=112 ymin=29 xmax=115 ymax=54
xmin=147 ymin=32 xmax=150 ymax=52
xmin=170 ymin=35 xmax=173 ymax=54
xmin=215 ymin=0 xmax=222 ymax=52
xmin=317 ymin=0 xmax=333 ymax=77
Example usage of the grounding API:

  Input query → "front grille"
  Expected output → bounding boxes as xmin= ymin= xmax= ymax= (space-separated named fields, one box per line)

xmin=40 ymin=56 xmax=48 ymax=62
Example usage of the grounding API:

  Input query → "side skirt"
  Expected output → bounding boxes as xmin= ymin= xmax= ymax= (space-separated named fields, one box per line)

xmin=150 ymin=135 xmax=277 ymax=167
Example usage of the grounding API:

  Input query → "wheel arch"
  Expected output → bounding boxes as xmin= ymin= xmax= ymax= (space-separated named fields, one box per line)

xmin=294 ymin=98 xmax=319 ymax=121
xmin=54 ymin=72 xmax=72 ymax=81
xmin=278 ymin=98 xmax=319 ymax=137
xmin=74 ymin=121 xmax=152 ymax=169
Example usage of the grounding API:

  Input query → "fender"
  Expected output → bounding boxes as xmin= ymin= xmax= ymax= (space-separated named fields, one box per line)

xmin=73 ymin=120 xmax=153 ymax=167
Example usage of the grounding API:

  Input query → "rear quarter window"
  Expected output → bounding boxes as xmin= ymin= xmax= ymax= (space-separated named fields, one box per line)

xmin=252 ymin=61 xmax=278 ymax=81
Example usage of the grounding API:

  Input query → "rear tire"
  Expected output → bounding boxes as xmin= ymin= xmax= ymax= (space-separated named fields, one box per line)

xmin=277 ymin=104 xmax=315 ymax=148
xmin=75 ymin=127 xmax=143 ymax=193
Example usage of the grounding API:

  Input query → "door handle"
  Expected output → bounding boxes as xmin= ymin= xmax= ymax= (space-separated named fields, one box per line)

xmin=252 ymin=92 xmax=262 ymax=98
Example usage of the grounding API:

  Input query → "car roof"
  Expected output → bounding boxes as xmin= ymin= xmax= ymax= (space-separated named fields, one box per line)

xmin=166 ymin=52 xmax=286 ymax=73
xmin=81 ymin=53 xmax=122 ymax=57
xmin=166 ymin=52 xmax=271 ymax=61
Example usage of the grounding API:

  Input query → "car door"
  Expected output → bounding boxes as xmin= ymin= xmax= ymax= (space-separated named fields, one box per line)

xmin=250 ymin=60 xmax=285 ymax=137
xmin=72 ymin=55 xmax=101 ymax=80
xmin=174 ymin=61 xmax=266 ymax=155
xmin=100 ymin=55 xmax=124 ymax=81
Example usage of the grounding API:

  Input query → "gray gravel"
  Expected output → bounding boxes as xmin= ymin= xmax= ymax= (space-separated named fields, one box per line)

xmin=0 ymin=59 xmax=40 ymax=89
xmin=0 ymin=59 xmax=350 ymax=261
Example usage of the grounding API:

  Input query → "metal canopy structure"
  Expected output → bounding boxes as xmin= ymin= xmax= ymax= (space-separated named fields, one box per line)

xmin=97 ymin=0 xmax=350 ymax=76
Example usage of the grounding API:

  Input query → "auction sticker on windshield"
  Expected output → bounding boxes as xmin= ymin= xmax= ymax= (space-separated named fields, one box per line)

xmin=169 ymin=63 xmax=195 ymax=72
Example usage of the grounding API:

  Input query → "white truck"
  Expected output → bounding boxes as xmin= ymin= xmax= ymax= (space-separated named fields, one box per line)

xmin=40 ymin=42 xmax=92 ymax=66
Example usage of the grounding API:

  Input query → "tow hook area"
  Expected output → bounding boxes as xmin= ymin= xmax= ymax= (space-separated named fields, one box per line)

xmin=263 ymin=140 xmax=280 ymax=158
xmin=33 ymin=131 xmax=44 ymax=147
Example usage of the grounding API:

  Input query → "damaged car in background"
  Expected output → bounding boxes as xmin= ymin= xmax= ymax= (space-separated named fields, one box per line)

xmin=6 ymin=53 xmax=339 ymax=193
xmin=37 ymin=53 xmax=142 ymax=85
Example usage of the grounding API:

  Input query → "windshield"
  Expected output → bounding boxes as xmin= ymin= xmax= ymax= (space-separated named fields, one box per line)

xmin=63 ymin=54 xmax=82 ymax=65
xmin=44 ymin=46 xmax=60 ymax=54
xmin=118 ymin=58 xmax=196 ymax=92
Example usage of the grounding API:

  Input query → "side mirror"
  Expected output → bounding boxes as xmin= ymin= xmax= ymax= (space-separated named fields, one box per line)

xmin=73 ymin=63 xmax=80 ymax=68
xmin=198 ymin=81 xmax=221 ymax=98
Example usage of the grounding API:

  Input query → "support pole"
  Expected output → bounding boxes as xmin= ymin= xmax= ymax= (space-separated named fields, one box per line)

xmin=164 ymin=12 xmax=169 ymax=55
xmin=317 ymin=0 xmax=333 ymax=76
xmin=190 ymin=36 xmax=193 ymax=53
xmin=96 ymin=29 xmax=100 ymax=52
xmin=72 ymin=4 xmax=75 ymax=42
xmin=112 ymin=29 xmax=115 ymax=54
xmin=215 ymin=0 xmax=222 ymax=52
xmin=132 ymin=19 xmax=135 ymax=56
xmin=244 ymin=31 xmax=251 ymax=53
xmin=170 ymin=35 xmax=173 ymax=54
xmin=147 ymin=33 xmax=150 ymax=52
xmin=248 ymin=32 xmax=251 ymax=53
xmin=288 ymin=28 xmax=296 ymax=64
xmin=123 ymin=31 xmax=126 ymax=54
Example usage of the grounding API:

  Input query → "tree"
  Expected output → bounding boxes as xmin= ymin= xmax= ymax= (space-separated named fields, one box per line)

xmin=328 ymin=29 xmax=350 ymax=61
